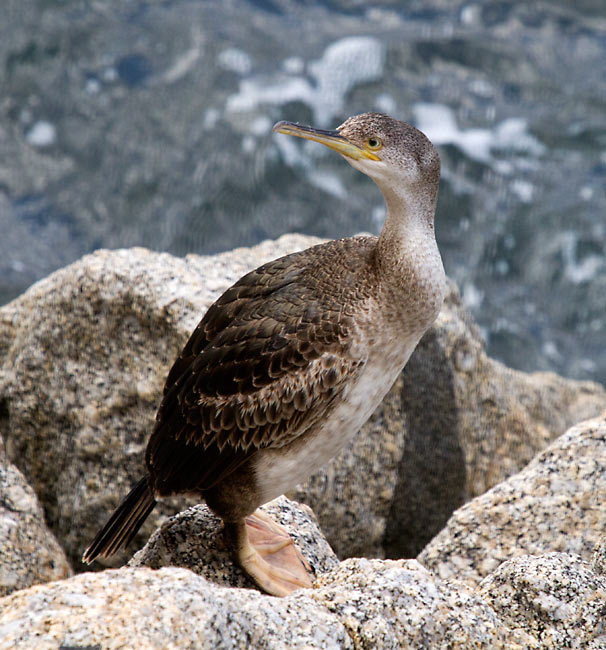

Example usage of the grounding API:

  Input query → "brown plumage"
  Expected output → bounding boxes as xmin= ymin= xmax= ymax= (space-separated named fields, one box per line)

xmin=148 ymin=238 xmax=373 ymax=494
xmin=83 ymin=113 xmax=446 ymax=597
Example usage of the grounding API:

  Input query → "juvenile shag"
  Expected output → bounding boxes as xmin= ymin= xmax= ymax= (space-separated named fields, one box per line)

xmin=83 ymin=113 xmax=446 ymax=597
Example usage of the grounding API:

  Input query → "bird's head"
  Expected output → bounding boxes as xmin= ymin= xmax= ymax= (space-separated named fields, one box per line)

xmin=273 ymin=112 xmax=440 ymax=194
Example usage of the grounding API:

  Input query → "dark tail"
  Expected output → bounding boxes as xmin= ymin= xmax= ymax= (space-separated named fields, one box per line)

xmin=82 ymin=476 xmax=157 ymax=564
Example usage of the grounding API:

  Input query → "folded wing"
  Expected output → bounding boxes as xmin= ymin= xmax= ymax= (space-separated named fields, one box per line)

xmin=146 ymin=250 xmax=366 ymax=495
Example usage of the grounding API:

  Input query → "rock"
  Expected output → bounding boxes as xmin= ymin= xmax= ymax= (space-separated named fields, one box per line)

xmin=418 ymin=415 xmax=606 ymax=586
xmin=0 ymin=238 xmax=604 ymax=568
xmin=382 ymin=290 xmax=606 ymax=558
xmin=479 ymin=552 xmax=606 ymax=649
xmin=0 ymin=567 xmax=353 ymax=650
xmin=592 ymin=536 xmax=606 ymax=576
xmin=0 ymin=557 xmax=517 ymax=649
xmin=129 ymin=496 xmax=339 ymax=589
xmin=1 ymin=527 xmax=603 ymax=648
xmin=0 ymin=439 xmax=71 ymax=596
xmin=304 ymin=558 xmax=515 ymax=649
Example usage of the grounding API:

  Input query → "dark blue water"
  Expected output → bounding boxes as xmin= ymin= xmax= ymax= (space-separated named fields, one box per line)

xmin=1 ymin=0 xmax=605 ymax=383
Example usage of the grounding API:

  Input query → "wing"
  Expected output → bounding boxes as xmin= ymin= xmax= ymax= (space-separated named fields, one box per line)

xmin=146 ymin=246 xmax=369 ymax=495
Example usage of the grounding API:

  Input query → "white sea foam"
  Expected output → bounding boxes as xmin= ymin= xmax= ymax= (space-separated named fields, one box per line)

xmin=412 ymin=103 xmax=546 ymax=164
xmin=226 ymin=36 xmax=385 ymax=127
xmin=308 ymin=36 xmax=385 ymax=126
xmin=227 ymin=76 xmax=314 ymax=113
xmin=249 ymin=115 xmax=272 ymax=136
xmin=412 ymin=103 xmax=493 ymax=161
xmin=460 ymin=4 xmax=481 ymax=24
xmin=493 ymin=117 xmax=546 ymax=155
xmin=579 ymin=186 xmax=593 ymax=200
xmin=282 ymin=56 xmax=304 ymax=74
xmin=102 ymin=66 xmax=118 ymax=82
xmin=225 ymin=36 xmax=385 ymax=184
xmin=511 ymin=179 xmax=534 ymax=202
xmin=217 ymin=47 xmax=252 ymax=75
xmin=566 ymin=255 xmax=603 ymax=284
xmin=85 ymin=78 xmax=101 ymax=94
xmin=495 ymin=259 xmax=510 ymax=275
xmin=559 ymin=231 xmax=603 ymax=284
xmin=26 ymin=121 xmax=57 ymax=147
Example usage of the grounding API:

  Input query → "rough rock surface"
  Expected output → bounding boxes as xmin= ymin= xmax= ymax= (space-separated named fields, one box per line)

xmin=304 ymin=558 xmax=515 ymax=649
xmin=381 ymin=297 xmax=606 ymax=558
xmin=592 ymin=536 xmax=606 ymax=576
xmin=418 ymin=415 xmax=606 ymax=586
xmin=129 ymin=496 xmax=339 ymax=589
xmin=2 ymin=549 xmax=603 ymax=649
xmin=0 ymin=440 xmax=71 ymax=596
xmin=0 ymin=237 xmax=604 ymax=568
xmin=479 ymin=552 xmax=606 ymax=649
xmin=0 ymin=567 xmax=354 ymax=650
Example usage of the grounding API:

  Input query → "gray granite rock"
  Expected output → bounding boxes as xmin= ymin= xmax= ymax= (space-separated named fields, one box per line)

xmin=418 ymin=415 xmax=606 ymax=586
xmin=0 ymin=566 xmax=353 ymax=650
xmin=591 ymin=536 xmax=606 ymax=576
xmin=129 ymin=495 xmax=339 ymax=589
xmin=1 ymin=534 xmax=603 ymax=648
xmin=381 ymin=290 xmax=606 ymax=558
xmin=0 ymin=237 xmax=604 ymax=569
xmin=0 ymin=440 xmax=71 ymax=596
xmin=304 ymin=558 xmax=516 ymax=649
xmin=479 ymin=552 xmax=606 ymax=649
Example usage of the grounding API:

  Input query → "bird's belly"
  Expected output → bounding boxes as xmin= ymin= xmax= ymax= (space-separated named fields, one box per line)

xmin=254 ymin=334 xmax=421 ymax=504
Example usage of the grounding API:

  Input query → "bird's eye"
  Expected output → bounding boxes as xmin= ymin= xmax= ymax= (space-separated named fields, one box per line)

xmin=367 ymin=137 xmax=383 ymax=150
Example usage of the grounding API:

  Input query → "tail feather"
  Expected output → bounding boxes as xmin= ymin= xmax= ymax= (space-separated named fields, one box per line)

xmin=82 ymin=476 xmax=157 ymax=564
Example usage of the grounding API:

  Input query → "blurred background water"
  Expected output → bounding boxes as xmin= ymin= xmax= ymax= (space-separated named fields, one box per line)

xmin=1 ymin=0 xmax=605 ymax=383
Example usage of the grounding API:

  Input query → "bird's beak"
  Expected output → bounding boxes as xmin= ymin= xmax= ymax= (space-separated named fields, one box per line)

xmin=272 ymin=120 xmax=381 ymax=161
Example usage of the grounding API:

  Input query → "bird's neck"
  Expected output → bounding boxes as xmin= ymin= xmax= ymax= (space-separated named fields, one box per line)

xmin=376 ymin=181 xmax=439 ymax=273
xmin=373 ymin=180 xmax=446 ymax=330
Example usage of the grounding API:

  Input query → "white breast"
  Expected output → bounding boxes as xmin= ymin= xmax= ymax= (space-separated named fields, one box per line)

xmin=255 ymin=332 xmax=422 ymax=504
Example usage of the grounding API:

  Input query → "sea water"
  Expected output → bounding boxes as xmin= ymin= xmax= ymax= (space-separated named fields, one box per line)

xmin=0 ymin=0 xmax=604 ymax=383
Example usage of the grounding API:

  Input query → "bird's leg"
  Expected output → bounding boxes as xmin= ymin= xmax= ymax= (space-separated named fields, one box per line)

xmin=225 ymin=509 xmax=313 ymax=597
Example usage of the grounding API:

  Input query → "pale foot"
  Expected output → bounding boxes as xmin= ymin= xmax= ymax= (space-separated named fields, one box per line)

xmin=226 ymin=509 xmax=313 ymax=597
